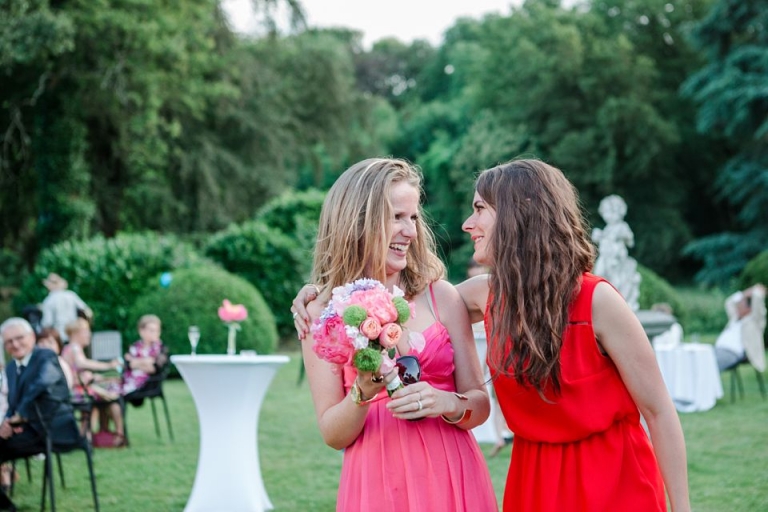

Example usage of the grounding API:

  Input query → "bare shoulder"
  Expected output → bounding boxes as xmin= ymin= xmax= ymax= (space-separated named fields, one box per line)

xmin=431 ymin=279 xmax=474 ymax=312
xmin=592 ymin=281 xmax=627 ymax=329
xmin=306 ymin=300 xmax=327 ymax=323
xmin=592 ymin=280 xmax=647 ymax=347
xmin=430 ymin=279 xmax=461 ymax=299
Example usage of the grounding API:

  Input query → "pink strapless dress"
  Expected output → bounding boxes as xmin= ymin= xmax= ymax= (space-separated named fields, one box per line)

xmin=337 ymin=321 xmax=497 ymax=511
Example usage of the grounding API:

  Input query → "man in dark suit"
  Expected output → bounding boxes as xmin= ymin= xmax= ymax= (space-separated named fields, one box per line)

xmin=0 ymin=317 xmax=80 ymax=511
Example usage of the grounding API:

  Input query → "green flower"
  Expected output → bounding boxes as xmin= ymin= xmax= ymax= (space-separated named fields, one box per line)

xmin=343 ymin=305 xmax=368 ymax=327
xmin=393 ymin=297 xmax=411 ymax=324
xmin=354 ymin=347 xmax=382 ymax=373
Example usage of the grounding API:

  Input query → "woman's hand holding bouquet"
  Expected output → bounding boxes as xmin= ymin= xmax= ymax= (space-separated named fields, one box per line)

xmin=311 ymin=279 xmax=424 ymax=399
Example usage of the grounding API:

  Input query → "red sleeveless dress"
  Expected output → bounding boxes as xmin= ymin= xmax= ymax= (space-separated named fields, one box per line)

xmin=487 ymin=273 xmax=666 ymax=512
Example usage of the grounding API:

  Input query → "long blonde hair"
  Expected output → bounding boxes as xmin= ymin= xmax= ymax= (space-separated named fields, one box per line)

xmin=311 ymin=158 xmax=445 ymax=299
xmin=479 ymin=159 xmax=595 ymax=395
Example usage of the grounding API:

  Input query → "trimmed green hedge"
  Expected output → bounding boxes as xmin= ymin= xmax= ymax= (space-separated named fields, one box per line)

xmin=13 ymin=233 xmax=205 ymax=331
xmin=256 ymin=188 xmax=324 ymax=284
xmin=204 ymin=220 xmax=304 ymax=337
xmin=256 ymin=188 xmax=325 ymax=236
xmin=127 ymin=265 xmax=277 ymax=357
xmin=675 ymin=288 xmax=727 ymax=336
xmin=740 ymin=250 xmax=768 ymax=290
xmin=638 ymin=265 xmax=684 ymax=318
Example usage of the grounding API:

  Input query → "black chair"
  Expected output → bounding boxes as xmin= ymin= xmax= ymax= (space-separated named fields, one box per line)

xmin=4 ymin=403 xmax=100 ymax=512
xmin=122 ymin=361 xmax=174 ymax=445
xmin=726 ymin=356 xmax=767 ymax=402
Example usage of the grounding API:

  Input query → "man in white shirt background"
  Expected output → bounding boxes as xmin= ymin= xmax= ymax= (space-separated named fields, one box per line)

xmin=714 ymin=284 xmax=766 ymax=373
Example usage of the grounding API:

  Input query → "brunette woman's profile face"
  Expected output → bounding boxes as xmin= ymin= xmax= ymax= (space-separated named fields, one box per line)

xmin=462 ymin=191 xmax=497 ymax=267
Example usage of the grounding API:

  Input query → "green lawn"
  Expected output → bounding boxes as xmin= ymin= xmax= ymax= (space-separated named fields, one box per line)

xmin=8 ymin=350 xmax=767 ymax=511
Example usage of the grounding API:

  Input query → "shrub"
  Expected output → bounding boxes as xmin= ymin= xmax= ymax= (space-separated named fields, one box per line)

xmin=739 ymin=250 xmax=768 ymax=291
xmin=675 ymin=288 xmax=727 ymax=336
xmin=12 ymin=233 xmax=204 ymax=330
xmin=256 ymin=188 xmax=325 ymax=236
xmin=637 ymin=265 xmax=686 ymax=324
xmin=127 ymin=265 xmax=277 ymax=358
xmin=256 ymin=188 xmax=325 ymax=280
xmin=204 ymin=220 xmax=304 ymax=337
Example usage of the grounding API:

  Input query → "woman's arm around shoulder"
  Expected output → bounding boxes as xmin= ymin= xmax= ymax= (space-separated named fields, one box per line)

xmin=455 ymin=273 xmax=490 ymax=324
xmin=592 ymin=282 xmax=691 ymax=512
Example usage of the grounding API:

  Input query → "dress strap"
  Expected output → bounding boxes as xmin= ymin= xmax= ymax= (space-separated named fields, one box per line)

xmin=427 ymin=283 xmax=441 ymax=323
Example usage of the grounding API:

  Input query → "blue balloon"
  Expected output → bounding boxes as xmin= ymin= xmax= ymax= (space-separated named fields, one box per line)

xmin=160 ymin=272 xmax=173 ymax=288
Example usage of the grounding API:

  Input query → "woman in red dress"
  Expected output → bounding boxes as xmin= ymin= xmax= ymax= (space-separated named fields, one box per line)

xmin=459 ymin=159 xmax=690 ymax=512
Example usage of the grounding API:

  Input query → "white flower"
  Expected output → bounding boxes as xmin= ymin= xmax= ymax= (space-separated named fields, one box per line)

xmin=392 ymin=285 xmax=405 ymax=298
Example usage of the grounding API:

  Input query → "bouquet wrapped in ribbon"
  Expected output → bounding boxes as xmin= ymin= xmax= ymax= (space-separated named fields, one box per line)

xmin=311 ymin=278 xmax=424 ymax=395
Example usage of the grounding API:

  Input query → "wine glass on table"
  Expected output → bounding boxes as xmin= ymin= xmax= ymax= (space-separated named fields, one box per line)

xmin=188 ymin=325 xmax=200 ymax=356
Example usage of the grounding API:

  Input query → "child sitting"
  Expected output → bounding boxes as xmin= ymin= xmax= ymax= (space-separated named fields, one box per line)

xmin=123 ymin=314 xmax=168 ymax=406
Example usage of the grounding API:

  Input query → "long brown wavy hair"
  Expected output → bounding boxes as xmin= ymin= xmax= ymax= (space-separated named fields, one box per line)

xmin=311 ymin=158 xmax=445 ymax=300
xmin=479 ymin=159 xmax=595 ymax=395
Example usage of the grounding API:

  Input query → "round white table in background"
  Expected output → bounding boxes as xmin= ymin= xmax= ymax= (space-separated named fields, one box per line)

xmin=654 ymin=343 xmax=723 ymax=413
xmin=471 ymin=327 xmax=509 ymax=445
xmin=171 ymin=354 xmax=290 ymax=512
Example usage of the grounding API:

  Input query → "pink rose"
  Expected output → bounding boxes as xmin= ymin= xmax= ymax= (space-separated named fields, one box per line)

xmin=378 ymin=323 xmax=402 ymax=349
xmin=349 ymin=290 xmax=398 ymax=324
xmin=379 ymin=351 xmax=396 ymax=375
xmin=360 ymin=317 xmax=383 ymax=339
xmin=312 ymin=316 xmax=354 ymax=365
xmin=218 ymin=299 xmax=248 ymax=322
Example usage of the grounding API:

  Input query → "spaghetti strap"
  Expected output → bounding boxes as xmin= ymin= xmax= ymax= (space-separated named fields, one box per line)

xmin=427 ymin=283 xmax=441 ymax=323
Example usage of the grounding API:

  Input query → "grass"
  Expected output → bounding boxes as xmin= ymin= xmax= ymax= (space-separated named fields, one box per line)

xmin=7 ymin=350 xmax=768 ymax=511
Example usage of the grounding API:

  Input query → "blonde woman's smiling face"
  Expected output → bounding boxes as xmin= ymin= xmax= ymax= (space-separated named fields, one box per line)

xmin=386 ymin=182 xmax=420 ymax=276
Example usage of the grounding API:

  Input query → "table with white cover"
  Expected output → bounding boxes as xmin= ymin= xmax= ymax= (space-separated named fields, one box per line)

xmin=471 ymin=325 xmax=508 ymax=444
xmin=171 ymin=354 xmax=290 ymax=512
xmin=654 ymin=343 xmax=723 ymax=413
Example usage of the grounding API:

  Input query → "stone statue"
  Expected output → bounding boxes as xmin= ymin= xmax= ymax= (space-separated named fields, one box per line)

xmin=592 ymin=195 xmax=641 ymax=311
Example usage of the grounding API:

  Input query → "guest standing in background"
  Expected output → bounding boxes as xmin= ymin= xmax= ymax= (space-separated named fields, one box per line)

xmin=40 ymin=273 xmax=92 ymax=341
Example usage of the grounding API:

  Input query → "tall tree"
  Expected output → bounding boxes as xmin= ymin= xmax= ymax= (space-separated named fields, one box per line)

xmin=681 ymin=0 xmax=768 ymax=286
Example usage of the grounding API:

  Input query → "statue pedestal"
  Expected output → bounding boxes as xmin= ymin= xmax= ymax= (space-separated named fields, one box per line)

xmin=634 ymin=310 xmax=676 ymax=339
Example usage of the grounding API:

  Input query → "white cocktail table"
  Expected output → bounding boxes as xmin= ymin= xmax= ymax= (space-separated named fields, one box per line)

xmin=171 ymin=354 xmax=290 ymax=512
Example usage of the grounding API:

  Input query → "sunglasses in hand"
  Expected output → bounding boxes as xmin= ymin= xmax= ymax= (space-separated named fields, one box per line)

xmin=395 ymin=355 xmax=421 ymax=385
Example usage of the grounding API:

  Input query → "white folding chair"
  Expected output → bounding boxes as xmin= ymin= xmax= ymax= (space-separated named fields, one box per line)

xmin=90 ymin=331 xmax=123 ymax=361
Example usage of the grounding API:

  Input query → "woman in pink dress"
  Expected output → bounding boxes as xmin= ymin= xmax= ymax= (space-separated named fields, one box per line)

xmin=299 ymin=158 xmax=497 ymax=511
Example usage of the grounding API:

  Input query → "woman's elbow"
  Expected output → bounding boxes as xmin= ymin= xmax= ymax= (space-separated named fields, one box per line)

xmin=322 ymin=432 xmax=351 ymax=451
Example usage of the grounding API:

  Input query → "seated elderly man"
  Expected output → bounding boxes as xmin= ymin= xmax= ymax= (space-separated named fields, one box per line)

xmin=0 ymin=318 xmax=80 ymax=511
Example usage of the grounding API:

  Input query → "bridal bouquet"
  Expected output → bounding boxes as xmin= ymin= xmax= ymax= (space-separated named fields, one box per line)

xmin=311 ymin=279 xmax=424 ymax=388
